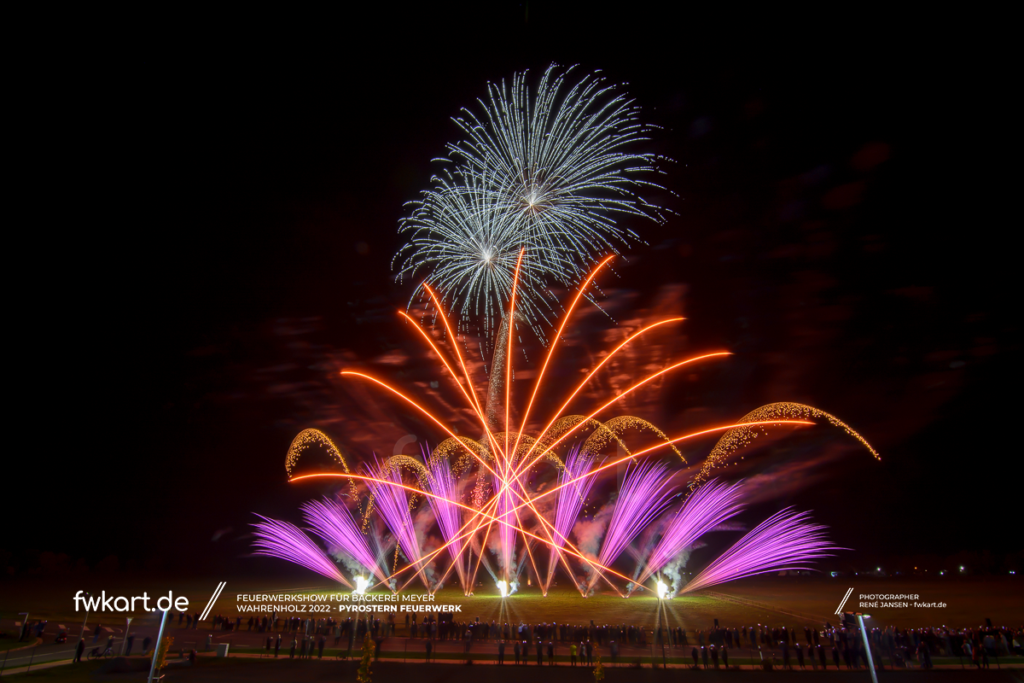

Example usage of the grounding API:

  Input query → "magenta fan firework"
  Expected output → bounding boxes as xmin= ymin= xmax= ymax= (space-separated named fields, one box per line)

xmin=252 ymin=515 xmax=349 ymax=587
xmin=302 ymin=498 xmax=389 ymax=586
xmin=364 ymin=456 xmax=428 ymax=588
xmin=546 ymin=445 xmax=600 ymax=592
xmin=425 ymin=454 xmax=466 ymax=589
xmin=631 ymin=478 xmax=746 ymax=592
xmin=679 ymin=508 xmax=842 ymax=594
xmin=591 ymin=461 xmax=678 ymax=591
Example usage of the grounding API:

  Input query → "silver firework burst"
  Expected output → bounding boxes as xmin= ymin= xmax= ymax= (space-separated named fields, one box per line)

xmin=394 ymin=63 xmax=672 ymax=346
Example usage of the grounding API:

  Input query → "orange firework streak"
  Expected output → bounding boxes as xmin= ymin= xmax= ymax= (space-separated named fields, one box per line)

xmin=489 ymin=249 xmax=626 ymax=589
xmin=289 ymin=470 xmax=638 ymax=588
xmin=506 ymin=316 xmax=684 ymax=476
xmin=417 ymin=283 xmax=509 ymax=465
xmin=509 ymin=255 xmax=615 ymax=463
xmin=397 ymin=309 xmax=507 ymax=462
xmin=504 ymin=351 xmax=734 ymax=490
xmin=286 ymin=254 xmax=877 ymax=596
xmin=289 ymin=418 xmax=815 ymax=593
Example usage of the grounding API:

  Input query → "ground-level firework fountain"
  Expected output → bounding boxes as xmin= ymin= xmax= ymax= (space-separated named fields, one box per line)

xmin=254 ymin=257 xmax=878 ymax=599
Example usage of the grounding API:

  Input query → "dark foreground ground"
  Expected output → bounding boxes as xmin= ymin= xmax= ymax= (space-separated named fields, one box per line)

xmin=10 ymin=657 xmax=1024 ymax=682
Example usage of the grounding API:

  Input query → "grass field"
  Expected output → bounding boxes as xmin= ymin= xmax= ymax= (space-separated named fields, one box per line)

xmin=2 ymin=574 xmax=1020 ymax=631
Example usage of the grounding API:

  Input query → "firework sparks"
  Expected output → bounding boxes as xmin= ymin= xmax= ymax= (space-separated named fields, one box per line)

xmin=679 ymin=508 xmax=841 ymax=594
xmin=633 ymin=478 xmax=745 ymax=590
xmin=593 ymin=460 xmax=677 ymax=588
xmin=252 ymin=516 xmax=350 ymax=587
xmin=302 ymin=497 xmax=388 ymax=586
xmin=425 ymin=452 xmax=466 ymax=589
xmin=264 ymin=257 xmax=877 ymax=597
xmin=546 ymin=444 xmax=599 ymax=592
xmin=394 ymin=64 xmax=672 ymax=342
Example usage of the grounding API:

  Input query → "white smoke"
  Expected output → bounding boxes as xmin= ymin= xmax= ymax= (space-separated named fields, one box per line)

xmin=661 ymin=549 xmax=691 ymax=596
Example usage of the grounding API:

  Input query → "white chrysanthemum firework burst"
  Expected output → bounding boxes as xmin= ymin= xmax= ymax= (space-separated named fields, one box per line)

xmin=394 ymin=63 xmax=672 ymax=343
xmin=396 ymin=172 xmax=576 ymax=342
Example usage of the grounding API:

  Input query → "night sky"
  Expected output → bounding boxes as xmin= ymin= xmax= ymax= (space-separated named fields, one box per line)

xmin=9 ymin=6 xmax=1016 ymax=578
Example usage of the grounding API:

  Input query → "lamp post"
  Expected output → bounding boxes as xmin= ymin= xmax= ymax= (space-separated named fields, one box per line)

xmin=147 ymin=610 xmax=169 ymax=683
xmin=78 ymin=592 xmax=91 ymax=648
xmin=854 ymin=613 xmax=878 ymax=683
xmin=122 ymin=617 xmax=134 ymax=656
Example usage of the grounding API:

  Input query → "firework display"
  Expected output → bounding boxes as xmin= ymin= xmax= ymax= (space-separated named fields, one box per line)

xmin=255 ymin=256 xmax=875 ymax=599
xmin=253 ymin=67 xmax=878 ymax=601
xmin=394 ymin=64 xmax=671 ymax=342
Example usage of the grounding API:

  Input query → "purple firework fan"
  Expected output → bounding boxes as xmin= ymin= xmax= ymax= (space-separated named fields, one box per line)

xmin=547 ymin=445 xmax=599 ymax=590
xmin=302 ymin=497 xmax=388 ymax=585
xmin=635 ymin=478 xmax=746 ymax=588
xmin=426 ymin=452 xmax=466 ymax=590
xmin=681 ymin=508 xmax=840 ymax=594
xmin=593 ymin=460 xmax=677 ymax=585
xmin=365 ymin=457 xmax=427 ymax=586
xmin=252 ymin=515 xmax=350 ymax=587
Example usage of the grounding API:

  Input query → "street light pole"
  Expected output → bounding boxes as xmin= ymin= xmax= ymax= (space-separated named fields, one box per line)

xmin=856 ymin=614 xmax=878 ymax=683
xmin=17 ymin=612 xmax=29 ymax=642
xmin=147 ymin=610 xmax=169 ymax=683
xmin=122 ymin=617 xmax=134 ymax=656
xmin=79 ymin=593 xmax=91 ymax=648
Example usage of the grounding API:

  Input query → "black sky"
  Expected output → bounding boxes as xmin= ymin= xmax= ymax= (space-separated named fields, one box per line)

xmin=8 ymin=5 xmax=1017 ymax=576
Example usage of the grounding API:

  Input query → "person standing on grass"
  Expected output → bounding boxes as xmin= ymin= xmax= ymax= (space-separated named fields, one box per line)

xmin=547 ymin=640 xmax=554 ymax=665
xmin=514 ymin=639 xmax=521 ymax=665
xmin=74 ymin=638 xmax=85 ymax=663
xmin=425 ymin=639 xmax=432 ymax=663
xmin=570 ymin=642 xmax=577 ymax=666
xmin=275 ymin=634 xmax=281 ymax=657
